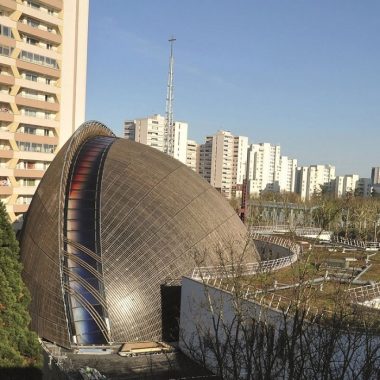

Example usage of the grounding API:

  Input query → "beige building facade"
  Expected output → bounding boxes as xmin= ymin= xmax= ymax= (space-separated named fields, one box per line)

xmin=296 ymin=164 xmax=336 ymax=200
xmin=0 ymin=0 xmax=89 ymax=224
xmin=124 ymin=114 xmax=188 ymax=165
xmin=186 ymin=139 xmax=198 ymax=172
xmin=198 ymin=130 xmax=248 ymax=199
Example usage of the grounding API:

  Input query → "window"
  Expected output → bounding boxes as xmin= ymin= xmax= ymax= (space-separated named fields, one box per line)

xmin=0 ymin=44 xmax=13 ymax=57
xmin=17 ymin=141 xmax=56 ymax=153
xmin=0 ymin=25 xmax=12 ymax=38
xmin=26 ymin=37 xmax=38 ymax=45
xmin=20 ymin=50 xmax=58 ymax=69
xmin=25 ymin=72 xmax=38 ymax=82
xmin=26 ymin=1 xmax=40 ymax=10
xmin=26 ymin=18 xmax=39 ymax=29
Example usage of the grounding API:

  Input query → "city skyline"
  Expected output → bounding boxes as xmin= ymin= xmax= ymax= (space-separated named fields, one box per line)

xmin=86 ymin=0 xmax=380 ymax=177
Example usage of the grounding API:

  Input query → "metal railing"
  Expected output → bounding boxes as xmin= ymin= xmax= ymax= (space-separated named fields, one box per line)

xmin=200 ymin=277 xmax=328 ymax=319
xmin=333 ymin=236 xmax=380 ymax=250
xmin=347 ymin=282 xmax=380 ymax=304
xmin=250 ymin=225 xmax=332 ymax=238
xmin=192 ymin=235 xmax=300 ymax=279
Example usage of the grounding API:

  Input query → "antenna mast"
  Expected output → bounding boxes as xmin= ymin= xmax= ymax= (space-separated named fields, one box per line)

xmin=165 ymin=37 xmax=176 ymax=155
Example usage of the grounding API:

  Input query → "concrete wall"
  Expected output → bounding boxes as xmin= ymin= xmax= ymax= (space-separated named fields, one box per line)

xmin=179 ymin=277 xmax=380 ymax=379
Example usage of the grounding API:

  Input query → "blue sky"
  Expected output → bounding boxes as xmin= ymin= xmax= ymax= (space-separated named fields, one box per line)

xmin=86 ymin=1 xmax=380 ymax=177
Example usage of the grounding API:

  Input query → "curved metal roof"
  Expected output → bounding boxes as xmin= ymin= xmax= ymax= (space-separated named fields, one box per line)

xmin=20 ymin=121 xmax=258 ymax=348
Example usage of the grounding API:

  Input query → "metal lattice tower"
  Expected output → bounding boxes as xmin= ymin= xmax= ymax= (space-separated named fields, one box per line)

xmin=164 ymin=37 xmax=176 ymax=155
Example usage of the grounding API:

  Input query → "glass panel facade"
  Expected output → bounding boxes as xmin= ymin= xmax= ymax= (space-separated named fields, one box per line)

xmin=64 ymin=136 xmax=114 ymax=345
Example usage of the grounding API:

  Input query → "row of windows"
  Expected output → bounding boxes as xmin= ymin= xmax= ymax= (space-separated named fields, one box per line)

xmin=20 ymin=50 xmax=58 ymax=69
xmin=0 ymin=24 xmax=12 ymax=38
xmin=16 ymin=141 xmax=56 ymax=153
xmin=22 ymin=71 xmax=54 ymax=85
xmin=17 ymin=160 xmax=50 ymax=170
xmin=22 ymin=17 xmax=57 ymax=34
xmin=20 ymin=89 xmax=55 ymax=103
xmin=21 ymin=107 xmax=55 ymax=120
xmin=18 ymin=124 xmax=53 ymax=136
xmin=24 ymin=1 xmax=59 ymax=16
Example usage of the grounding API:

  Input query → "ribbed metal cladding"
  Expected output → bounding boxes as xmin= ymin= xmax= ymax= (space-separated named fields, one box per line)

xmin=20 ymin=121 xmax=115 ymax=349
xmin=100 ymin=139 xmax=258 ymax=342
xmin=20 ymin=121 xmax=259 ymax=348
xmin=63 ymin=136 xmax=115 ymax=345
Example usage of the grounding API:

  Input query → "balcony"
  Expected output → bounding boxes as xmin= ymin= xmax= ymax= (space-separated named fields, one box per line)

xmin=18 ymin=22 xmax=61 ymax=45
xmin=14 ymin=114 xmax=58 ymax=128
xmin=0 ymin=177 xmax=11 ymax=195
xmin=13 ymin=204 xmax=29 ymax=213
xmin=15 ymin=95 xmax=59 ymax=112
xmin=0 ymin=35 xmax=16 ymax=49
xmin=0 ymin=0 xmax=16 ymax=12
xmin=17 ymin=58 xmax=60 ymax=78
xmin=38 ymin=0 xmax=63 ymax=11
xmin=0 ymin=149 xmax=13 ymax=159
xmin=0 ymin=109 xmax=13 ymax=122
xmin=14 ymin=168 xmax=45 ymax=178
xmin=15 ymin=132 xmax=58 ymax=145
xmin=0 ymin=73 xmax=14 ymax=86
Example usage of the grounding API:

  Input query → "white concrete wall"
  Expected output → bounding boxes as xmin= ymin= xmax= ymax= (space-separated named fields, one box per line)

xmin=179 ymin=277 xmax=380 ymax=379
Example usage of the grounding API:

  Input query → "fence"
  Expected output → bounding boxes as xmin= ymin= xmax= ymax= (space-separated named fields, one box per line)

xmin=200 ymin=276 xmax=329 ymax=320
xmin=347 ymin=282 xmax=380 ymax=304
xmin=333 ymin=236 xmax=380 ymax=250
xmin=250 ymin=225 xmax=332 ymax=239
xmin=191 ymin=235 xmax=300 ymax=279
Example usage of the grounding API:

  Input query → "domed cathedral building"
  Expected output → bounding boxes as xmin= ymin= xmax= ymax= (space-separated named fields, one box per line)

xmin=20 ymin=121 xmax=259 ymax=349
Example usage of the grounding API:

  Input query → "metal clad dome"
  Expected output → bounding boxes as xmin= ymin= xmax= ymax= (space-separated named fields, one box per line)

xmin=20 ymin=121 xmax=258 ymax=348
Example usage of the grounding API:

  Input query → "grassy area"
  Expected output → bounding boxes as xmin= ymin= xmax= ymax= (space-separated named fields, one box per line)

xmin=218 ymin=237 xmax=380 ymax=318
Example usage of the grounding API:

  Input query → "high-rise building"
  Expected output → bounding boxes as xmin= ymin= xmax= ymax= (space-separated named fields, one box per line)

xmin=371 ymin=167 xmax=380 ymax=185
xmin=124 ymin=114 xmax=165 ymax=152
xmin=0 ymin=0 xmax=89 ymax=224
xmin=356 ymin=178 xmax=372 ymax=198
xmin=278 ymin=156 xmax=297 ymax=193
xmin=334 ymin=174 xmax=359 ymax=198
xmin=232 ymin=135 xmax=248 ymax=198
xmin=246 ymin=143 xmax=281 ymax=195
xmin=209 ymin=130 xmax=234 ymax=199
xmin=197 ymin=130 xmax=248 ymax=199
xmin=124 ymin=114 xmax=188 ymax=165
xmin=198 ymin=136 xmax=212 ymax=182
xmin=172 ymin=120 xmax=188 ymax=164
xmin=296 ymin=164 xmax=335 ymax=200
xmin=186 ymin=139 xmax=198 ymax=172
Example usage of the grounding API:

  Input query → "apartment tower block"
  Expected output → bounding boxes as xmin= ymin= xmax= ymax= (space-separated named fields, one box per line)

xmin=0 ymin=0 xmax=89 ymax=224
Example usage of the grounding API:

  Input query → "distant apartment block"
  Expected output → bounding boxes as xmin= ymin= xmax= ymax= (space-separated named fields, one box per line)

xmin=244 ymin=142 xmax=298 ymax=197
xmin=247 ymin=143 xmax=281 ymax=195
xmin=232 ymin=135 xmax=248 ymax=198
xmin=296 ymin=164 xmax=336 ymax=200
xmin=334 ymin=174 xmax=359 ymax=198
xmin=172 ymin=121 xmax=188 ymax=164
xmin=356 ymin=178 xmax=372 ymax=197
xmin=198 ymin=136 xmax=212 ymax=183
xmin=279 ymin=156 xmax=297 ymax=193
xmin=186 ymin=139 xmax=198 ymax=172
xmin=0 ymin=0 xmax=89 ymax=224
xmin=371 ymin=167 xmax=380 ymax=185
xmin=124 ymin=114 xmax=165 ymax=151
xmin=124 ymin=114 xmax=188 ymax=164
xmin=197 ymin=130 xmax=248 ymax=199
